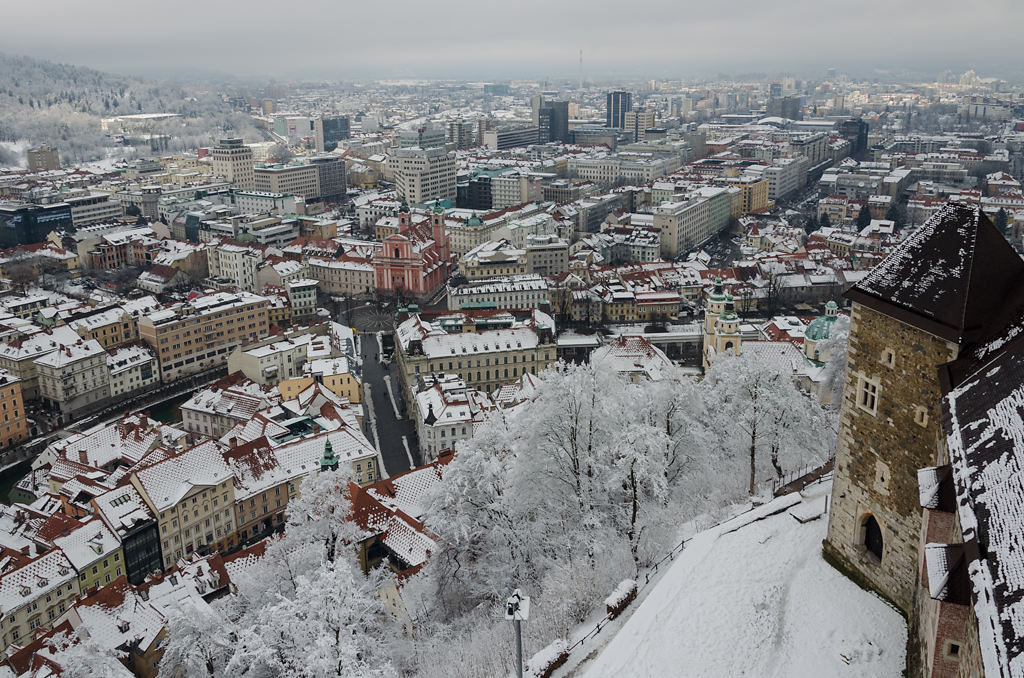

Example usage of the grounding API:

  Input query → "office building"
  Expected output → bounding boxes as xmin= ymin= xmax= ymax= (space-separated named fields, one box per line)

xmin=606 ymin=91 xmax=632 ymax=129
xmin=840 ymin=118 xmax=869 ymax=158
xmin=309 ymin=155 xmax=346 ymax=203
xmin=211 ymin=138 xmax=256 ymax=190
xmin=254 ymin=163 xmax=318 ymax=201
xmin=0 ymin=202 xmax=73 ymax=248
xmin=538 ymin=101 xmax=570 ymax=142
xmin=530 ymin=94 xmax=545 ymax=126
xmin=482 ymin=127 xmax=541 ymax=150
xmin=624 ymin=110 xmax=657 ymax=142
xmin=766 ymin=95 xmax=803 ymax=121
xmin=313 ymin=116 xmax=350 ymax=153
xmin=447 ymin=119 xmax=477 ymax=149
xmin=63 ymin=192 xmax=124 ymax=227
xmin=391 ymin=147 xmax=457 ymax=204
xmin=398 ymin=123 xmax=446 ymax=149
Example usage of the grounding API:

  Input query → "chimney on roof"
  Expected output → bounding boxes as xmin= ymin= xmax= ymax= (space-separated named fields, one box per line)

xmin=19 ymin=545 xmax=29 ymax=556
xmin=79 ymin=450 xmax=88 ymax=464
xmin=229 ymin=437 xmax=238 ymax=449
xmin=313 ymin=423 xmax=320 ymax=435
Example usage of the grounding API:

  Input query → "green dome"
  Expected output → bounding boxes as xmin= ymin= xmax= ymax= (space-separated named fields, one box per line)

xmin=805 ymin=313 xmax=837 ymax=341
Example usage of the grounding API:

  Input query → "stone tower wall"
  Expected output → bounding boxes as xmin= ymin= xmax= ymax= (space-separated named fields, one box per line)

xmin=824 ymin=302 xmax=958 ymax=613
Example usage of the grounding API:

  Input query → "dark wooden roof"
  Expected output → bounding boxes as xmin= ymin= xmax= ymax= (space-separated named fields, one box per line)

xmin=846 ymin=203 xmax=1024 ymax=345
xmin=942 ymin=336 xmax=1024 ymax=673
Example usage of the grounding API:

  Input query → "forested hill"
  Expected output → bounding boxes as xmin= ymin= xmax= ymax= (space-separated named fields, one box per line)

xmin=0 ymin=53 xmax=160 ymax=116
xmin=0 ymin=53 xmax=262 ymax=165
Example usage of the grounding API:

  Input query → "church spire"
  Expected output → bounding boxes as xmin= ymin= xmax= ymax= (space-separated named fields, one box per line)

xmin=320 ymin=437 xmax=339 ymax=472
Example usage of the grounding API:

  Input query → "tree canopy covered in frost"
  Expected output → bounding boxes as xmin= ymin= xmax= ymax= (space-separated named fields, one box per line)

xmin=0 ymin=53 xmax=263 ymax=164
xmin=159 ymin=472 xmax=398 ymax=678
xmin=816 ymin=315 xmax=851 ymax=408
xmin=397 ymin=358 xmax=833 ymax=677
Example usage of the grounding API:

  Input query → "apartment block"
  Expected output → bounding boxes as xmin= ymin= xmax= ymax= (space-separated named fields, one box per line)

xmin=35 ymin=339 xmax=110 ymax=422
xmin=131 ymin=441 xmax=238 ymax=571
xmin=137 ymin=292 xmax=270 ymax=382
xmin=0 ymin=371 xmax=29 ymax=450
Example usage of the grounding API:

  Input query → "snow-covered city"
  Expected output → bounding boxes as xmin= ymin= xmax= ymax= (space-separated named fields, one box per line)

xmin=0 ymin=2 xmax=1022 ymax=676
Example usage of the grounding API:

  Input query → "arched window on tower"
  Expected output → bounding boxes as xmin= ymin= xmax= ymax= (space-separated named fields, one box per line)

xmin=724 ymin=341 xmax=734 ymax=355
xmin=863 ymin=515 xmax=883 ymax=561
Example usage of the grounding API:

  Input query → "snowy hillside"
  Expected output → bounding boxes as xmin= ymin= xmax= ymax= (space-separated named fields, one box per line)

xmin=575 ymin=481 xmax=906 ymax=677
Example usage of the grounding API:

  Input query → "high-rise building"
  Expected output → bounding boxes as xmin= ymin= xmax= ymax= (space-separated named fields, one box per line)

xmin=391 ymin=147 xmax=457 ymax=204
xmin=447 ymin=119 xmax=477 ymax=149
xmin=606 ymin=91 xmax=632 ymax=129
xmin=766 ymin=95 xmax=803 ymax=120
xmin=624 ymin=110 xmax=656 ymax=142
xmin=769 ymin=82 xmax=783 ymax=99
xmin=309 ymin=155 xmax=346 ymax=203
xmin=313 ymin=116 xmax=350 ymax=153
xmin=26 ymin=146 xmax=59 ymax=172
xmin=539 ymin=101 xmax=570 ymax=143
xmin=840 ymin=118 xmax=869 ymax=159
xmin=211 ymin=138 xmax=255 ymax=190
xmin=531 ymin=94 xmax=545 ymax=127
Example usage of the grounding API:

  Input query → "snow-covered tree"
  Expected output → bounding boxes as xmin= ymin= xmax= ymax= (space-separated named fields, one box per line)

xmin=817 ymin=315 xmax=851 ymax=409
xmin=159 ymin=604 xmax=235 ymax=678
xmin=49 ymin=630 xmax=131 ymax=677
xmin=159 ymin=471 xmax=398 ymax=678
xmin=703 ymin=353 xmax=832 ymax=495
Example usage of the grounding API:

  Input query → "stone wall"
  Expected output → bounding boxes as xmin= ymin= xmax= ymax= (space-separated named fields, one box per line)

xmin=824 ymin=302 xmax=958 ymax=613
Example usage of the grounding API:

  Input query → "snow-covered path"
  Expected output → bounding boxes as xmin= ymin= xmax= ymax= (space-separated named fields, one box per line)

xmin=579 ymin=484 xmax=906 ymax=678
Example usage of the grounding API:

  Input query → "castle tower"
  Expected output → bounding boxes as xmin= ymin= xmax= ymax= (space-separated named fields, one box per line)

xmin=824 ymin=204 xmax=1024 ymax=614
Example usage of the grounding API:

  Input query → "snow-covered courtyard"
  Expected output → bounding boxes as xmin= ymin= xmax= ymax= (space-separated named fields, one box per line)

xmin=578 ymin=482 xmax=906 ymax=677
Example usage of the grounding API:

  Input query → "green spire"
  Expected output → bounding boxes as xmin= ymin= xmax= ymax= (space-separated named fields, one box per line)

xmin=709 ymin=276 xmax=727 ymax=302
xmin=433 ymin=198 xmax=444 ymax=214
xmin=320 ymin=437 xmax=338 ymax=471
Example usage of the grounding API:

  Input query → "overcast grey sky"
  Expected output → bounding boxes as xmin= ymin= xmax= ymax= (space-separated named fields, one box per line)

xmin=3 ymin=0 xmax=1020 ymax=81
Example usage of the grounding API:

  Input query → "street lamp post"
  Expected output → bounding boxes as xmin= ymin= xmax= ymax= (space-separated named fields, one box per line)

xmin=505 ymin=589 xmax=530 ymax=678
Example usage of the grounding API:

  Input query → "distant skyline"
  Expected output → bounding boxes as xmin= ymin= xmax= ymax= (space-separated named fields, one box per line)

xmin=4 ymin=0 xmax=1022 ymax=82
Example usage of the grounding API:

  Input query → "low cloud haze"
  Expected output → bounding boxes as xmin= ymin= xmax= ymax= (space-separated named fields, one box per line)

xmin=3 ymin=0 xmax=1020 ymax=80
